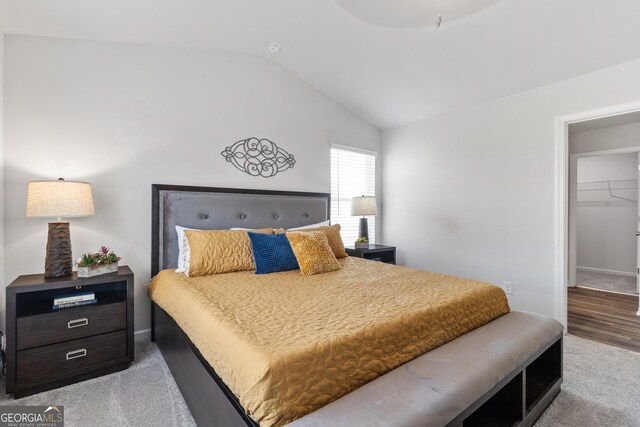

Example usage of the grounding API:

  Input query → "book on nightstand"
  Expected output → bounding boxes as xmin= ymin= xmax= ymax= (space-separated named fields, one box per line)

xmin=53 ymin=299 xmax=98 ymax=310
xmin=52 ymin=292 xmax=96 ymax=310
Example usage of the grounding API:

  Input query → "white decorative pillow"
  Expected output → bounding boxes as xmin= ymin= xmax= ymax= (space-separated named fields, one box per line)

xmin=175 ymin=225 xmax=198 ymax=273
xmin=288 ymin=220 xmax=330 ymax=230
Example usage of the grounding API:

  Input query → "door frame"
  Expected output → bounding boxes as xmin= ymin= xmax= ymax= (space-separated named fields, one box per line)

xmin=555 ymin=100 xmax=640 ymax=327
xmin=568 ymin=147 xmax=640 ymax=290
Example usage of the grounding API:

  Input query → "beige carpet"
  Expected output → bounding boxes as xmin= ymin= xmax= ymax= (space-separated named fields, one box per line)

xmin=1 ymin=334 xmax=638 ymax=426
xmin=0 ymin=340 xmax=196 ymax=426
xmin=535 ymin=334 xmax=640 ymax=427
xmin=577 ymin=269 xmax=638 ymax=295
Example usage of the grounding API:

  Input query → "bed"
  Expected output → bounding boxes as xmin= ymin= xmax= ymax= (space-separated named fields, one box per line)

xmin=149 ymin=184 xmax=563 ymax=427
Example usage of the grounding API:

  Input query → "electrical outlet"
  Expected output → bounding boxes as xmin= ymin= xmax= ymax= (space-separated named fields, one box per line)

xmin=502 ymin=281 xmax=513 ymax=295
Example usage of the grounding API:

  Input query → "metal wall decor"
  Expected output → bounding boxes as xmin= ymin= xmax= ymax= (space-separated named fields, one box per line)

xmin=221 ymin=137 xmax=296 ymax=178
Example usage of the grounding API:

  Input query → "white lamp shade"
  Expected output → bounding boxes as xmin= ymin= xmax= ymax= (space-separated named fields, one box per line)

xmin=351 ymin=196 xmax=378 ymax=216
xmin=26 ymin=179 xmax=95 ymax=218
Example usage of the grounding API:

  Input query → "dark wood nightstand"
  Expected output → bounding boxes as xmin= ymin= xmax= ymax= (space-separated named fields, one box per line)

xmin=345 ymin=244 xmax=396 ymax=265
xmin=5 ymin=266 xmax=134 ymax=398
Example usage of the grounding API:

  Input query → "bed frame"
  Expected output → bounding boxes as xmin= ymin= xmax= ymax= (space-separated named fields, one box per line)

xmin=150 ymin=184 xmax=562 ymax=427
xmin=151 ymin=184 xmax=330 ymax=426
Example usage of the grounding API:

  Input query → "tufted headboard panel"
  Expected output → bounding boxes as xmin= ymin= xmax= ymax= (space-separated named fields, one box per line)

xmin=151 ymin=185 xmax=330 ymax=276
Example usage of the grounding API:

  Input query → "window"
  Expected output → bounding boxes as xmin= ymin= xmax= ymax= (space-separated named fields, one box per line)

xmin=330 ymin=145 xmax=377 ymax=245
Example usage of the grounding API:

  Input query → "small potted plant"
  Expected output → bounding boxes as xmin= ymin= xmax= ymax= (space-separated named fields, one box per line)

xmin=76 ymin=246 xmax=121 ymax=278
xmin=354 ymin=236 xmax=369 ymax=249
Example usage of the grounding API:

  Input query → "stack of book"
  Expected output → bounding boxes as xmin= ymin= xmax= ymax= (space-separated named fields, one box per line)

xmin=53 ymin=292 xmax=97 ymax=310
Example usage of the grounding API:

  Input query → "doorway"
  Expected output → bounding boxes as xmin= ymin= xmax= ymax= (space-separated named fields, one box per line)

xmin=563 ymin=112 xmax=640 ymax=352
xmin=572 ymin=151 xmax=639 ymax=295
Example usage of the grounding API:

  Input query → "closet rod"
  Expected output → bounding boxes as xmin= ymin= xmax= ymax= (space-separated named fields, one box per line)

xmin=577 ymin=178 xmax=637 ymax=184
xmin=576 ymin=179 xmax=637 ymax=202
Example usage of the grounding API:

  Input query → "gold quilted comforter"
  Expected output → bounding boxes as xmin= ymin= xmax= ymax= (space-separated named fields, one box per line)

xmin=148 ymin=257 xmax=510 ymax=426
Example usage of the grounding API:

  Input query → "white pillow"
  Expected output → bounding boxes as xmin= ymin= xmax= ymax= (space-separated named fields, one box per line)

xmin=175 ymin=225 xmax=198 ymax=273
xmin=288 ymin=220 xmax=330 ymax=230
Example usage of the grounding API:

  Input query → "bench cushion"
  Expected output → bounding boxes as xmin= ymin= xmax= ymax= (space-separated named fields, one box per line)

xmin=287 ymin=311 xmax=563 ymax=427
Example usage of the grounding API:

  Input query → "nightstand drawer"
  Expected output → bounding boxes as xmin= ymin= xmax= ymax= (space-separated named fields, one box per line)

xmin=17 ymin=330 xmax=126 ymax=384
xmin=17 ymin=302 xmax=127 ymax=350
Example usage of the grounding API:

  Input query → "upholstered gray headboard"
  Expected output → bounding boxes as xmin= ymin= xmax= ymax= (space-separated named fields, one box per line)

xmin=151 ymin=185 xmax=330 ymax=276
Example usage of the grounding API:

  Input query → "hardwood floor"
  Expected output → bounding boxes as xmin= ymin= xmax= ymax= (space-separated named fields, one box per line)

xmin=568 ymin=286 xmax=640 ymax=352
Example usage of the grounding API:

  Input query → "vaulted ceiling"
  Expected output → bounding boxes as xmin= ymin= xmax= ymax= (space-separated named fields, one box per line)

xmin=2 ymin=0 xmax=640 ymax=128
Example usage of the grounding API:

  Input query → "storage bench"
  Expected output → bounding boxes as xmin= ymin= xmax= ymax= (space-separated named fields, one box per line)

xmin=288 ymin=311 xmax=563 ymax=427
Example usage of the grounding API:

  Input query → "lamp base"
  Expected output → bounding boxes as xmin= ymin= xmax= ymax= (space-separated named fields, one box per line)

xmin=359 ymin=217 xmax=369 ymax=242
xmin=45 ymin=222 xmax=73 ymax=278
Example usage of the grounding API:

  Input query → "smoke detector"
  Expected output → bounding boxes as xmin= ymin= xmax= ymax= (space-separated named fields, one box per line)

xmin=266 ymin=42 xmax=281 ymax=54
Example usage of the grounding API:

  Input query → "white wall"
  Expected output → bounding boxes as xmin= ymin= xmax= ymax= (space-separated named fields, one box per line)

xmin=575 ymin=153 xmax=637 ymax=274
xmin=383 ymin=57 xmax=640 ymax=318
xmin=4 ymin=35 xmax=381 ymax=334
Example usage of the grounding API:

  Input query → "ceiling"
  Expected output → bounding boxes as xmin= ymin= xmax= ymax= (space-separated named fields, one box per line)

xmin=569 ymin=110 xmax=640 ymax=134
xmin=335 ymin=0 xmax=502 ymax=28
xmin=2 ymin=0 xmax=640 ymax=129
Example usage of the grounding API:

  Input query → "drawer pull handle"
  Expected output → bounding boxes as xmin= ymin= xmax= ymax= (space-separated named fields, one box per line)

xmin=66 ymin=349 xmax=87 ymax=360
xmin=67 ymin=318 xmax=89 ymax=329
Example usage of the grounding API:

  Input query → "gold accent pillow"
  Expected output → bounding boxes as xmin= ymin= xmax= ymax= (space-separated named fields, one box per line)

xmin=277 ymin=224 xmax=347 ymax=258
xmin=185 ymin=228 xmax=273 ymax=277
xmin=286 ymin=231 xmax=341 ymax=276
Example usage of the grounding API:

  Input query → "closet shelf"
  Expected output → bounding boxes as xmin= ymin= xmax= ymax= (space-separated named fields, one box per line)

xmin=576 ymin=179 xmax=637 ymax=203
xmin=577 ymin=178 xmax=637 ymax=191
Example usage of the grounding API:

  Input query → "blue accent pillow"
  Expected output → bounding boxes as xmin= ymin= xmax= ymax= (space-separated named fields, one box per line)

xmin=248 ymin=232 xmax=299 ymax=274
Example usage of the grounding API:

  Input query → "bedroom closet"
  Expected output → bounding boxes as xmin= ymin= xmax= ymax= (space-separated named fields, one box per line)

xmin=575 ymin=153 xmax=638 ymax=295
xmin=567 ymin=112 xmax=640 ymax=352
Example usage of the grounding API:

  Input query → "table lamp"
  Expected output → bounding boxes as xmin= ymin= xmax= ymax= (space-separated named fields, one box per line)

xmin=351 ymin=195 xmax=378 ymax=242
xmin=26 ymin=178 xmax=95 ymax=278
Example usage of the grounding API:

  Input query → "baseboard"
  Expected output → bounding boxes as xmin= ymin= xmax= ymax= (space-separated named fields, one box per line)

xmin=577 ymin=266 xmax=636 ymax=277
xmin=134 ymin=328 xmax=152 ymax=343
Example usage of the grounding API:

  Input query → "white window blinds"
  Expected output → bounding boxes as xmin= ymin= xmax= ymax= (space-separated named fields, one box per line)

xmin=330 ymin=146 xmax=377 ymax=245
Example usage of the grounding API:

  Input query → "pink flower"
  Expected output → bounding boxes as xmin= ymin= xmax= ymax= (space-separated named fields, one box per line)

xmin=99 ymin=246 xmax=110 ymax=255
